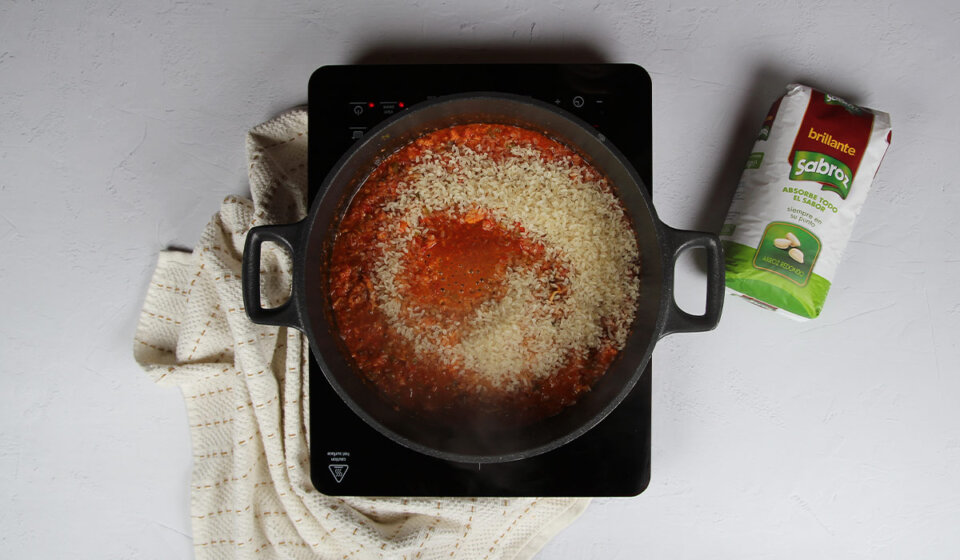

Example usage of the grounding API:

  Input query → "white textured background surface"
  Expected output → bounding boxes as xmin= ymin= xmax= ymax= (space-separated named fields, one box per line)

xmin=2 ymin=1 xmax=959 ymax=558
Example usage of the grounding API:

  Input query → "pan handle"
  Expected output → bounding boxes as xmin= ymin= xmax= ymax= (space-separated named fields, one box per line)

xmin=660 ymin=226 xmax=725 ymax=336
xmin=241 ymin=221 xmax=305 ymax=329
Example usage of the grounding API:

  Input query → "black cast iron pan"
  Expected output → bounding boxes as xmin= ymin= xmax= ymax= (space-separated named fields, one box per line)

xmin=242 ymin=93 xmax=723 ymax=463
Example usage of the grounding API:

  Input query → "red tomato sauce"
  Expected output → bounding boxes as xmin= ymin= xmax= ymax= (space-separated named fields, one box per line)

xmin=328 ymin=124 xmax=620 ymax=424
xmin=396 ymin=212 xmax=535 ymax=322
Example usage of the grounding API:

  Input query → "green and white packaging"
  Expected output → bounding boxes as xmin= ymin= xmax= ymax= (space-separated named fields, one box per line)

xmin=721 ymin=84 xmax=892 ymax=319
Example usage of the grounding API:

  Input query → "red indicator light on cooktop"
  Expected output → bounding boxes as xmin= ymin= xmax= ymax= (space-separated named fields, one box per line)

xmin=367 ymin=102 xmax=375 ymax=108
xmin=398 ymin=102 xmax=405 ymax=108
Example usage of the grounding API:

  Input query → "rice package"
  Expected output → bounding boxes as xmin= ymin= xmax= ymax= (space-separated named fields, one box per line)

xmin=721 ymin=84 xmax=892 ymax=319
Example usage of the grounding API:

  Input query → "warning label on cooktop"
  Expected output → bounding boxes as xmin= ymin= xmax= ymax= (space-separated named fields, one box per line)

xmin=327 ymin=451 xmax=350 ymax=483
xmin=328 ymin=464 xmax=349 ymax=483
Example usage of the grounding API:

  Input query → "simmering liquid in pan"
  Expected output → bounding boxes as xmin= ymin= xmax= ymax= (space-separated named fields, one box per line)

xmin=328 ymin=124 xmax=640 ymax=423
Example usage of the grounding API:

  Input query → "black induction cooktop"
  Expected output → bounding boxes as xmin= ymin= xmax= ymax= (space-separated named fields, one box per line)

xmin=307 ymin=64 xmax=652 ymax=497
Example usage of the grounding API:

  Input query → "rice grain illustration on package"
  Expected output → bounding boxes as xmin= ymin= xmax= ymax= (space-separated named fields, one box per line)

xmin=721 ymin=84 xmax=892 ymax=319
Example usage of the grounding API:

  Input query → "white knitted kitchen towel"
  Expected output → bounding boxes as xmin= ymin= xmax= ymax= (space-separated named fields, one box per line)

xmin=133 ymin=108 xmax=590 ymax=559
